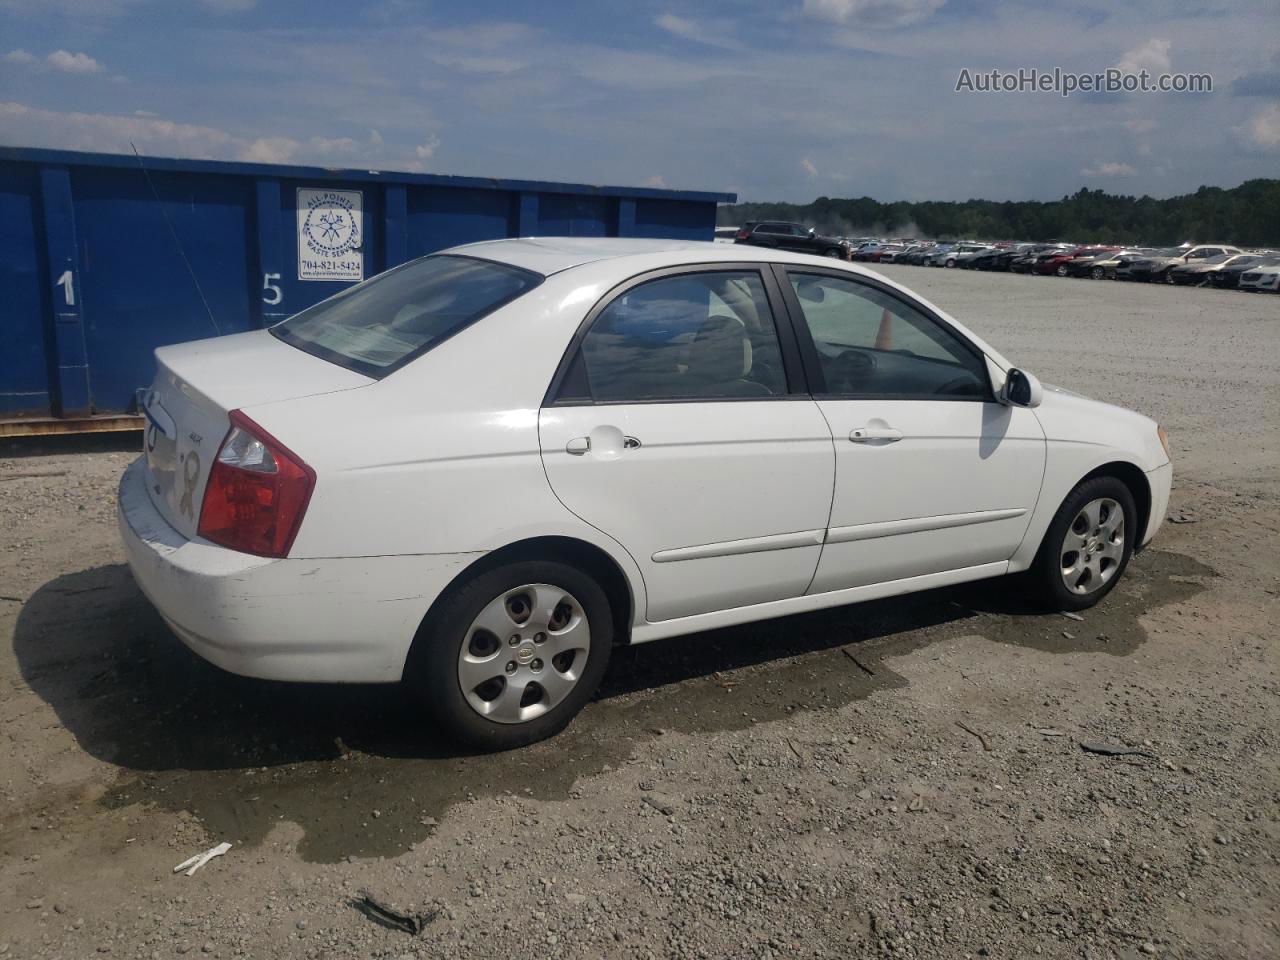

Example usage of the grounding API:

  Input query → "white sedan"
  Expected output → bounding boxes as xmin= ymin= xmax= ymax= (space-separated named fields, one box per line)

xmin=119 ymin=238 xmax=1172 ymax=749
xmin=1238 ymin=264 xmax=1280 ymax=292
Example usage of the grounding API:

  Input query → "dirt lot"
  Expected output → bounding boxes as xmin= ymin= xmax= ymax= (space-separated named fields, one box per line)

xmin=2 ymin=270 xmax=1277 ymax=960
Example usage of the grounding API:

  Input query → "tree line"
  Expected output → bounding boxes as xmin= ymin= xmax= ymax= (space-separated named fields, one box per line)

xmin=718 ymin=180 xmax=1280 ymax=247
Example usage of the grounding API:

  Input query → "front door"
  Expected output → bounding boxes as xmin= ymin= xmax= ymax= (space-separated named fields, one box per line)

xmin=539 ymin=266 xmax=835 ymax=622
xmin=777 ymin=268 xmax=1046 ymax=593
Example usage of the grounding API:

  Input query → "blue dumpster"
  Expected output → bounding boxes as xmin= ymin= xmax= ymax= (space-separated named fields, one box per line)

xmin=0 ymin=146 xmax=733 ymax=435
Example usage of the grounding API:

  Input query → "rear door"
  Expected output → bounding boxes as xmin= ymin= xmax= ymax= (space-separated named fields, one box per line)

xmin=776 ymin=267 xmax=1045 ymax=593
xmin=539 ymin=265 xmax=835 ymax=622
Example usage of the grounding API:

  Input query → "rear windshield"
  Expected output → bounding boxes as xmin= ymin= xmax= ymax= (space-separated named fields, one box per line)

xmin=271 ymin=254 xmax=542 ymax=378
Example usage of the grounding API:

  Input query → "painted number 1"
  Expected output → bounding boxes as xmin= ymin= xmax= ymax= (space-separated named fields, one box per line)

xmin=262 ymin=272 xmax=282 ymax=305
xmin=56 ymin=269 xmax=75 ymax=306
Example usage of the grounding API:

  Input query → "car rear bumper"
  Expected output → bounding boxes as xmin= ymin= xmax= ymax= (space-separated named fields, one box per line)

xmin=117 ymin=457 xmax=475 ymax=683
xmin=1142 ymin=461 xmax=1172 ymax=547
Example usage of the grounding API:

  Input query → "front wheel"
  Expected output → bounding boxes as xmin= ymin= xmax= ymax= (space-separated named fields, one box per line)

xmin=1091 ymin=266 xmax=1104 ymax=280
xmin=408 ymin=560 xmax=613 ymax=750
xmin=825 ymin=247 xmax=844 ymax=259
xmin=1056 ymin=264 xmax=1069 ymax=277
xmin=1028 ymin=476 xmax=1136 ymax=612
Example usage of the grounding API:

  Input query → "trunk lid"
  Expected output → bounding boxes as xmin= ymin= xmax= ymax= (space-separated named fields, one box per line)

xmin=139 ymin=330 xmax=371 ymax=539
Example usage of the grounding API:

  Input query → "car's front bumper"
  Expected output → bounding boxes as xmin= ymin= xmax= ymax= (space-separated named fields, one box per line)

xmin=117 ymin=457 xmax=475 ymax=683
xmin=1142 ymin=461 xmax=1172 ymax=547
xmin=1241 ymin=274 xmax=1280 ymax=291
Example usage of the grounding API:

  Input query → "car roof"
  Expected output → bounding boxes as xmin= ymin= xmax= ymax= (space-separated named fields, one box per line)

xmin=447 ymin=236 xmax=832 ymax=275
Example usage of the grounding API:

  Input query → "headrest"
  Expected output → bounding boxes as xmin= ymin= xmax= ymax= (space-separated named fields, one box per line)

xmin=684 ymin=314 xmax=752 ymax=386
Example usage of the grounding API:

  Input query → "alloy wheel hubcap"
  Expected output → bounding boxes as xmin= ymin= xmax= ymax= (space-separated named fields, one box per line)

xmin=457 ymin=583 xmax=589 ymax=724
xmin=1060 ymin=497 xmax=1125 ymax=595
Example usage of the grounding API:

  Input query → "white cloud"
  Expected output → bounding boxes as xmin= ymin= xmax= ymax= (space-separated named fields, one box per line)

xmin=4 ymin=48 xmax=38 ymax=64
xmin=802 ymin=0 xmax=946 ymax=29
xmin=432 ymin=55 xmax=526 ymax=75
xmin=310 ymin=135 xmax=359 ymax=154
xmin=0 ymin=100 xmax=437 ymax=171
xmin=0 ymin=100 xmax=237 ymax=155
xmin=1116 ymin=38 xmax=1171 ymax=75
xmin=800 ymin=157 xmax=819 ymax=178
xmin=654 ymin=13 xmax=737 ymax=49
xmin=641 ymin=174 xmax=667 ymax=188
xmin=46 ymin=49 xmax=103 ymax=73
xmin=1246 ymin=102 xmax=1280 ymax=147
xmin=414 ymin=136 xmax=440 ymax=161
xmin=199 ymin=0 xmax=256 ymax=11
xmin=1080 ymin=161 xmax=1137 ymax=176
xmin=240 ymin=136 xmax=297 ymax=163
xmin=0 ymin=0 xmax=144 ymax=13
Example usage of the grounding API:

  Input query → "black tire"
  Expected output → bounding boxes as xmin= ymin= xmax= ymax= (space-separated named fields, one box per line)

xmin=1027 ymin=475 xmax=1137 ymax=612
xmin=1056 ymin=264 xmax=1068 ymax=277
xmin=824 ymin=247 xmax=843 ymax=259
xmin=407 ymin=560 xmax=613 ymax=751
xmin=1091 ymin=267 xmax=1104 ymax=280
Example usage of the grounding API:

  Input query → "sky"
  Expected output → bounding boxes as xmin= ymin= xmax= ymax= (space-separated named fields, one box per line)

xmin=2 ymin=0 xmax=1278 ymax=203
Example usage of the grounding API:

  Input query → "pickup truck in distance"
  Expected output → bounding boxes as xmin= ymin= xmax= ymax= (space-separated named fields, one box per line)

xmin=734 ymin=221 xmax=850 ymax=259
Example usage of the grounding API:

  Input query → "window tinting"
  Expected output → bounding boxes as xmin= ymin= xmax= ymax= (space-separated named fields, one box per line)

xmin=271 ymin=255 xmax=541 ymax=377
xmin=576 ymin=272 xmax=788 ymax=402
xmin=788 ymin=273 xmax=989 ymax=399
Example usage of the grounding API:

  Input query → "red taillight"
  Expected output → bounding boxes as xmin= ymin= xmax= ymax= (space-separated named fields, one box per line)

xmin=735 ymin=229 xmax=750 ymax=239
xmin=198 ymin=410 xmax=315 ymax=558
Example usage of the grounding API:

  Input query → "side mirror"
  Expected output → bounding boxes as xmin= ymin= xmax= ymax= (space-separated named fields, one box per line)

xmin=808 ymin=227 xmax=816 ymax=237
xmin=1001 ymin=367 xmax=1042 ymax=408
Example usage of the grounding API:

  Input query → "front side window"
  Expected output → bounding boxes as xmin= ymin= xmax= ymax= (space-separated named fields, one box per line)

xmin=787 ymin=273 xmax=989 ymax=399
xmin=570 ymin=271 xmax=789 ymax=402
xmin=272 ymin=255 xmax=541 ymax=377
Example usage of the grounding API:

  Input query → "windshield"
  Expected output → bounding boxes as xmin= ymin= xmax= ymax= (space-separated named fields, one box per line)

xmin=271 ymin=255 xmax=542 ymax=377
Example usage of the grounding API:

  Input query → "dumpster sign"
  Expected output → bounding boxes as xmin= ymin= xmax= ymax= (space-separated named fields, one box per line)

xmin=297 ymin=188 xmax=363 ymax=281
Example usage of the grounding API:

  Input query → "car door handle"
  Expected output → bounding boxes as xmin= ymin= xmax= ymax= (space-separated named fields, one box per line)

xmin=566 ymin=435 xmax=640 ymax=456
xmin=849 ymin=426 xmax=903 ymax=443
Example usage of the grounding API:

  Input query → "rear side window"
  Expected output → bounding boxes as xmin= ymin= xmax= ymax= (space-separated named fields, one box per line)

xmin=271 ymin=255 xmax=542 ymax=378
xmin=563 ymin=271 xmax=789 ymax=403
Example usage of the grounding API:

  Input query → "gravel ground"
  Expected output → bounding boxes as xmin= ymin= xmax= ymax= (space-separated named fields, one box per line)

xmin=1 ymin=269 xmax=1277 ymax=960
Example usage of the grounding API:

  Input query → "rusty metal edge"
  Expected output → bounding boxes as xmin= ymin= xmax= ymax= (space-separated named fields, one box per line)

xmin=0 ymin=415 xmax=144 ymax=438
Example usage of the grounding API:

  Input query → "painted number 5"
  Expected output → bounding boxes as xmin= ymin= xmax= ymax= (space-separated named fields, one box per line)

xmin=262 ymin=272 xmax=282 ymax=306
xmin=56 ymin=269 xmax=75 ymax=306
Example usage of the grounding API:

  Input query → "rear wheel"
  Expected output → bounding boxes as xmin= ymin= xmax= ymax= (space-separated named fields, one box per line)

xmin=1056 ymin=264 xmax=1069 ymax=277
xmin=1090 ymin=266 xmax=1104 ymax=280
xmin=1028 ymin=476 xmax=1136 ymax=612
xmin=408 ymin=560 xmax=613 ymax=750
xmin=824 ymin=247 xmax=844 ymax=259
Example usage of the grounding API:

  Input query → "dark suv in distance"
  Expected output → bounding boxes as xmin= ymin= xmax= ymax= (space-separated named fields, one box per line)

xmin=734 ymin=221 xmax=850 ymax=259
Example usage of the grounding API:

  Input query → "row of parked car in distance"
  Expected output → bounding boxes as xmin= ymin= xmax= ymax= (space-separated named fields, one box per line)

xmin=715 ymin=223 xmax=1280 ymax=292
xmin=865 ymin=240 xmax=1280 ymax=291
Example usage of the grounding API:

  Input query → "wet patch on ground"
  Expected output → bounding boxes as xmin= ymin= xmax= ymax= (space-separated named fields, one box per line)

xmin=10 ymin=549 xmax=1212 ymax=863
